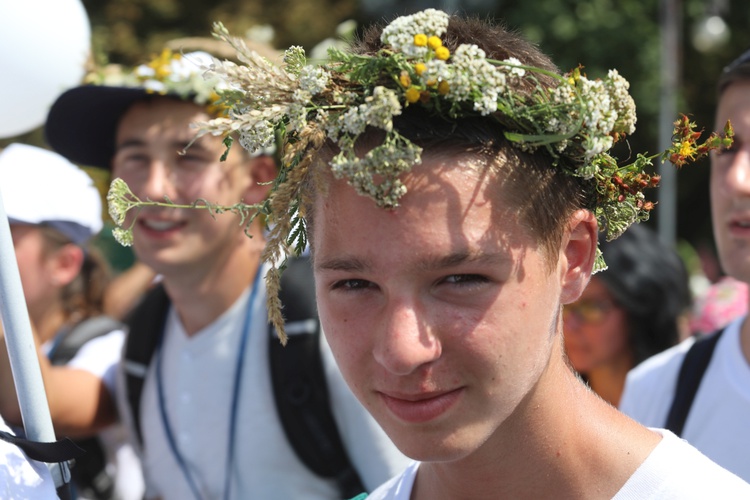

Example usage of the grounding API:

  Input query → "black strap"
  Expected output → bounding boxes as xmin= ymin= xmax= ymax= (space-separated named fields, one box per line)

xmin=270 ymin=257 xmax=365 ymax=498
xmin=664 ymin=328 xmax=725 ymax=437
xmin=123 ymin=284 xmax=170 ymax=444
xmin=0 ymin=431 xmax=84 ymax=500
xmin=0 ymin=430 xmax=85 ymax=463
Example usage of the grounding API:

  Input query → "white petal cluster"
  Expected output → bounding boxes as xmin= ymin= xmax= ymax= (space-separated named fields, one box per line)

xmin=380 ymin=8 xmax=450 ymax=57
xmin=446 ymin=44 xmax=509 ymax=115
xmin=503 ymin=57 xmax=526 ymax=78
xmin=238 ymin=120 xmax=277 ymax=153
xmin=606 ymin=69 xmax=636 ymax=135
xmin=327 ymin=86 xmax=402 ymax=138
xmin=298 ymin=65 xmax=330 ymax=96
xmin=330 ymin=135 xmax=421 ymax=207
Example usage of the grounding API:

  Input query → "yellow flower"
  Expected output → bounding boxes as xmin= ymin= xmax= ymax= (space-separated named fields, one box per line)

xmin=426 ymin=78 xmax=437 ymax=87
xmin=427 ymin=36 xmax=442 ymax=50
xmin=399 ymin=71 xmax=412 ymax=88
xmin=435 ymin=46 xmax=450 ymax=61
xmin=405 ymin=87 xmax=421 ymax=103
xmin=414 ymin=63 xmax=427 ymax=76
xmin=148 ymin=49 xmax=178 ymax=80
xmin=438 ymin=80 xmax=450 ymax=95
xmin=413 ymin=34 xmax=427 ymax=47
xmin=678 ymin=140 xmax=697 ymax=160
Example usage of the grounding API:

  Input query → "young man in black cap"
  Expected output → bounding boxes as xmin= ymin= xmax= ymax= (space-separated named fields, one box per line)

xmin=46 ymin=50 xmax=407 ymax=500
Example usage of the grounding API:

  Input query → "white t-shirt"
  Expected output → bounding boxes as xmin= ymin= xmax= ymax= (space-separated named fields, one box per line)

xmin=619 ymin=316 xmax=750 ymax=482
xmin=367 ymin=430 xmax=750 ymax=499
xmin=0 ymin=415 xmax=57 ymax=499
xmin=126 ymin=264 xmax=408 ymax=500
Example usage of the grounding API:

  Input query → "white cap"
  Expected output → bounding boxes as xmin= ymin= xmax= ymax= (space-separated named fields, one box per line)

xmin=0 ymin=143 xmax=103 ymax=244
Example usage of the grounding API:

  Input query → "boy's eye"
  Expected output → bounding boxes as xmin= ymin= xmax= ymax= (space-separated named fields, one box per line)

xmin=332 ymin=279 xmax=374 ymax=290
xmin=117 ymin=153 xmax=149 ymax=168
xmin=442 ymin=274 xmax=488 ymax=285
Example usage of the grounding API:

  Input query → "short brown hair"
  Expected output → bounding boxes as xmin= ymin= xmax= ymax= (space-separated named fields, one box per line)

xmin=718 ymin=48 xmax=750 ymax=95
xmin=304 ymin=15 xmax=595 ymax=263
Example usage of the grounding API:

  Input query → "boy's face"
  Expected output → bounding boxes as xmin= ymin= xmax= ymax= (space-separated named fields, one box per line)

xmin=312 ymin=154 xmax=594 ymax=461
xmin=711 ymin=81 xmax=750 ymax=283
xmin=112 ymin=97 xmax=254 ymax=277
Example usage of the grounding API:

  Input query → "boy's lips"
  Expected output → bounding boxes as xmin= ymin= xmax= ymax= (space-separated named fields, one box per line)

xmin=141 ymin=219 xmax=184 ymax=231
xmin=378 ymin=387 xmax=463 ymax=424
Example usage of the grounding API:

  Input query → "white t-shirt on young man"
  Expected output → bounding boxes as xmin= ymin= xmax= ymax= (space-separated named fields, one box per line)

xmin=125 ymin=263 xmax=408 ymax=500
xmin=366 ymin=430 xmax=750 ymax=499
xmin=619 ymin=316 xmax=750 ymax=482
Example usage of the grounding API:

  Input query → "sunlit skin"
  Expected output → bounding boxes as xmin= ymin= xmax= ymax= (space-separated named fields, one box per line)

xmin=311 ymin=154 xmax=660 ymax=499
xmin=113 ymin=97 xmax=273 ymax=334
xmin=563 ymin=277 xmax=633 ymax=406
xmin=11 ymin=225 xmax=61 ymax=323
xmin=710 ymin=80 xmax=750 ymax=365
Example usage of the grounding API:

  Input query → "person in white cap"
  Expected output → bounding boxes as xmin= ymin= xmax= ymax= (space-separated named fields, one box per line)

xmin=0 ymin=143 xmax=144 ymax=500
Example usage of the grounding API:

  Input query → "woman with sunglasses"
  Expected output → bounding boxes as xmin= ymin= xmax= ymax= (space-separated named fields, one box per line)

xmin=563 ymin=224 xmax=692 ymax=406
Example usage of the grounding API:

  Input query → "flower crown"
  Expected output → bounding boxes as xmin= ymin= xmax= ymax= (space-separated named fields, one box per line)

xmin=107 ymin=9 xmax=733 ymax=342
xmin=85 ymin=49 xmax=229 ymax=115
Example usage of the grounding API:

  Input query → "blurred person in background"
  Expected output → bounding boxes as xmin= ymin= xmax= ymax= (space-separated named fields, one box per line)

xmin=619 ymin=48 xmax=750 ymax=482
xmin=0 ymin=143 xmax=143 ymax=499
xmin=564 ymin=223 xmax=692 ymax=407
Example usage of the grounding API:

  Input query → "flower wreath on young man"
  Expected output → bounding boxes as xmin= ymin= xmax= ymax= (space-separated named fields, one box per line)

xmin=108 ymin=9 xmax=732 ymax=343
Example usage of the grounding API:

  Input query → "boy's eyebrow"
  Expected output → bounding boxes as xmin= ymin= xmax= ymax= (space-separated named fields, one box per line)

xmin=316 ymin=251 xmax=510 ymax=273
xmin=115 ymin=139 xmax=210 ymax=153
xmin=415 ymin=251 xmax=511 ymax=271
xmin=316 ymin=256 xmax=371 ymax=273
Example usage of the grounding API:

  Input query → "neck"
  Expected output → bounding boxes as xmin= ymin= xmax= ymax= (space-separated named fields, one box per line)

xmin=414 ymin=340 xmax=659 ymax=500
xmin=28 ymin=302 xmax=67 ymax=344
xmin=162 ymin=235 xmax=265 ymax=336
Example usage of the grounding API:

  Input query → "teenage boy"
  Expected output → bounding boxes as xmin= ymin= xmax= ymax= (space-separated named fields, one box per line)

xmin=178 ymin=10 xmax=750 ymax=498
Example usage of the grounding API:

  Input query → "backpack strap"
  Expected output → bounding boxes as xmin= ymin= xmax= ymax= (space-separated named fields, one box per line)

xmin=269 ymin=257 xmax=365 ymax=498
xmin=123 ymin=284 xmax=171 ymax=445
xmin=0 ymin=430 xmax=85 ymax=463
xmin=664 ymin=328 xmax=725 ymax=437
xmin=49 ymin=316 xmax=125 ymax=366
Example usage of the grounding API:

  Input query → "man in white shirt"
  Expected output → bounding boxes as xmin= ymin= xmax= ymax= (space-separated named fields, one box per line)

xmin=619 ymin=48 xmax=750 ymax=482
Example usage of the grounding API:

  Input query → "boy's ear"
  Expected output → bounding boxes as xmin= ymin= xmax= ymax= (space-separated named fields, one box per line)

xmin=243 ymin=155 xmax=277 ymax=204
xmin=560 ymin=209 xmax=598 ymax=304
xmin=50 ymin=244 xmax=85 ymax=288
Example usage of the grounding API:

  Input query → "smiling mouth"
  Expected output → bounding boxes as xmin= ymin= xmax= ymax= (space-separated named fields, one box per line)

xmin=140 ymin=219 xmax=185 ymax=231
xmin=379 ymin=388 xmax=463 ymax=424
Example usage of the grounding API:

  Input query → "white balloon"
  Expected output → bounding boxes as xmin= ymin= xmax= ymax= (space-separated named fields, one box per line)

xmin=0 ymin=0 xmax=91 ymax=138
